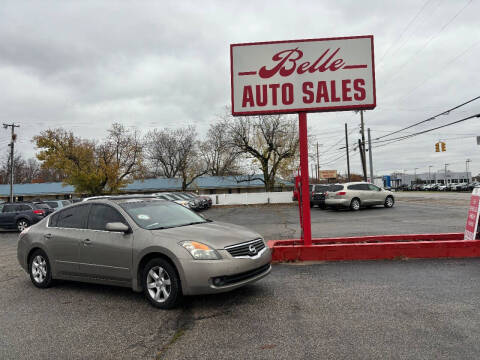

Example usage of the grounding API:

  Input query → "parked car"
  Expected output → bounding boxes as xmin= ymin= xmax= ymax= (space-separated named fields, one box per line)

xmin=187 ymin=192 xmax=212 ymax=208
xmin=42 ymin=200 xmax=72 ymax=211
xmin=310 ymin=184 xmax=332 ymax=208
xmin=33 ymin=202 xmax=55 ymax=216
xmin=175 ymin=193 xmax=204 ymax=211
xmin=17 ymin=197 xmax=272 ymax=309
xmin=437 ymin=184 xmax=447 ymax=191
xmin=325 ymin=182 xmax=395 ymax=211
xmin=0 ymin=202 xmax=51 ymax=231
xmin=153 ymin=192 xmax=191 ymax=208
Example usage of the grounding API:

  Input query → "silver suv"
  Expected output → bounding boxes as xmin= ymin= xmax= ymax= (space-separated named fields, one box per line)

xmin=325 ymin=182 xmax=395 ymax=211
xmin=17 ymin=197 xmax=271 ymax=309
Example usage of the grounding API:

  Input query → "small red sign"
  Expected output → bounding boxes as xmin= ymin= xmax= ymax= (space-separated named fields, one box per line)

xmin=464 ymin=188 xmax=480 ymax=240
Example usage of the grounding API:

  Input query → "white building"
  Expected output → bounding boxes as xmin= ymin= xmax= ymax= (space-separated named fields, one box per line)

xmin=390 ymin=170 xmax=471 ymax=187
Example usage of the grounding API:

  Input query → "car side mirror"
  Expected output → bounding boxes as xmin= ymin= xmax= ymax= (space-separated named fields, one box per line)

xmin=105 ymin=222 xmax=130 ymax=233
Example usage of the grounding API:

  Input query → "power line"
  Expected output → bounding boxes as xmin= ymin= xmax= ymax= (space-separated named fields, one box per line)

xmin=371 ymin=113 xmax=480 ymax=148
xmin=374 ymin=96 xmax=480 ymax=140
xmin=380 ymin=0 xmax=472 ymax=86
xmin=378 ymin=0 xmax=432 ymax=65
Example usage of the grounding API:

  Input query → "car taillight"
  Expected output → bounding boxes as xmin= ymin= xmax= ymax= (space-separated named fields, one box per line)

xmin=336 ymin=191 xmax=346 ymax=196
xmin=33 ymin=209 xmax=45 ymax=215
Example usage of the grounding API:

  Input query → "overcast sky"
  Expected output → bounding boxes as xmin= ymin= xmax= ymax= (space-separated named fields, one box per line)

xmin=1 ymin=0 xmax=479 ymax=178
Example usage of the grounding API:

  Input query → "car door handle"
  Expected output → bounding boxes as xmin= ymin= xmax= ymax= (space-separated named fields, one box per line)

xmin=44 ymin=234 xmax=52 ymax=239
xmin=82 ymin=239 xmax=92 ymax=246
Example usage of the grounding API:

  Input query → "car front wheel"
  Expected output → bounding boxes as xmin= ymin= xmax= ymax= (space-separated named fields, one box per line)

xmin=143 ymin=258 xmax=181 ymax=309
xmin=384 ymin=196 xmax=394 ymax=208
xmin=29 ymin=249 xmax=53 ymax=288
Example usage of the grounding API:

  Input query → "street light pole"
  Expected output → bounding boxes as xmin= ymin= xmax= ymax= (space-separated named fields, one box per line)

xmin=414 ymin=167 xmax=418 ymax=186
xmin=428 ymin=165 xmax=433 ymax=184
xmin=444 ymin=163 xmax=449 ymax=185
xmin=466 ymin=159 xmax=471 ymax=184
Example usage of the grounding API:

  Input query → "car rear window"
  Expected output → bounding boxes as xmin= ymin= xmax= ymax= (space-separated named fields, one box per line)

xmin=314 ymin=186 xmax=329 ymax=192
xmin=328 ymin=185 xmax=344 ymax=192
xmin=62 ymin=201 xmax=71 ymax=206
xmin=35 ymin=204 xmax=51 ymax=210
xmin=45 ymin=202 xmax=59 ymax=208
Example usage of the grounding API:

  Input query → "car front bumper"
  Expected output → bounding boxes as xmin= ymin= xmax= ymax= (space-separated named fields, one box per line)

xmin=178 ymin=247 xmax=272 ymax=295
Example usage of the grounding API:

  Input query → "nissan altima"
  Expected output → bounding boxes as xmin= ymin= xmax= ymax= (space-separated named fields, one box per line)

xmin=17 ymin=197 xmax=272 ymax=309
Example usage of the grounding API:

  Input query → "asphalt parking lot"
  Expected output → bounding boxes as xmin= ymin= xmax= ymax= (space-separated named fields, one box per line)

xmin=1 ymin=194 xmax=479 ymax=359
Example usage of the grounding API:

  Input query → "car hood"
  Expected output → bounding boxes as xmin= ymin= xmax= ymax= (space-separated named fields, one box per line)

xmin=150 ymin=221 xmax=261 ymax=249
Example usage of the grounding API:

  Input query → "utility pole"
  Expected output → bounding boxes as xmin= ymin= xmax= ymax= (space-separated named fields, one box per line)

xmin=316 ymin=142 xmax=319 ymax=181
xmin=3 ymin=123 xmax=20 ymax=203
xmin=466 ymin=159 xmax=471 ymax=183
xmin=358 ymin=139 xmax=367 ymax=181
xmin=367 ymin=128 xmax=373 ymax=183
xmin=345 ymin=123 xmax=350 ymax=182
xmin=360 ymin=110 xmax=367 ymax=181
xmin=444 ymin=163 xmax=449 ymax=185
xmin=414 ymin=167 xmax=418 ymax=185
xmin=428 ymin=165 xmax=433 ymax=184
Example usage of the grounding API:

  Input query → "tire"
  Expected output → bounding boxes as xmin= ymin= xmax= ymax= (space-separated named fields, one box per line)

xmin=142 ymin=258 xmax=181 ymax=309
xmin=29 ymin=249 xmax=53 ymax=288
xmin=17 ymin=218 xmax=30 ymax=232
xmin=350 ymin=198 xmax=361 ymax=211
xmin=384 ymin=196 xmax=395 ymax=208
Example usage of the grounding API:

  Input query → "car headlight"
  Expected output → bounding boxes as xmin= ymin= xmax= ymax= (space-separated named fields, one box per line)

xmin=179 ymin=241 xmax=221 ymax=260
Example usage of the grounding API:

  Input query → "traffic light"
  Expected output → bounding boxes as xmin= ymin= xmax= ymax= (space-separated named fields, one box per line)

xmin=435 ymin=142 xmax=440 ymax=152
xmin=441 ymin=142 xmax=446 ymax=152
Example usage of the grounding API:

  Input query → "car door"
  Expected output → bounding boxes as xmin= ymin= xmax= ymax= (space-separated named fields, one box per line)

xmin=45 ymin=204 xmax=91 ymax=276
xmin=78 ymin=204 xmax=133 ymax=282
xmin=368 ymin=184 xmax=384 ymax=205
xmin=0 ymin=204 xmax=16 ymax=227
xmin=357 ymin=184 xmax=373 ymax=205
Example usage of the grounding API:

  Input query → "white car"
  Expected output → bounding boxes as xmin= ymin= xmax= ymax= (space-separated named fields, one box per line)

xmin=153 ymin=193 xmax=191 ymax=208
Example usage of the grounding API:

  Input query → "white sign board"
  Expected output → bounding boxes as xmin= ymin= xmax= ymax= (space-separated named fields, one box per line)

xmin=230 ymin=35 xmax=376 ymax=116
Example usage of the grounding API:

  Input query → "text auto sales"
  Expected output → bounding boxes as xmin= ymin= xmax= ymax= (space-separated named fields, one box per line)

xmin=240 ymin=48 xmax=367 ymax=107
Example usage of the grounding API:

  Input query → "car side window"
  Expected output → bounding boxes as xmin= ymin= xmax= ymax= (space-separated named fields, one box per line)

xmin=368 ymin=184 xmax=381 ymax=191
xmin=46 ymin=202 xmax=59 ymax=208
xmin=2 ymin=204 xmax=16 ymax=212
xmin=56 ymin=205 xmax=90 ymax=229
xmin=88 ymin=204 xmax=127 ymax=231
xmin=61 ymin=201 xmax=71 ymax=206
xmin=19 ymin=204 xmax=32 ymax=211
xmin=348 ymin=184 xmax=362 ymax=190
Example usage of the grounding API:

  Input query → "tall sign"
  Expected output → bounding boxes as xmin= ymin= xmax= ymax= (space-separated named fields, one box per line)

xmin=230 ymin=35 xmax=376 ymax=246
xmin=230 ymin=36 xmax=376 ymax=115
xmin=465 ymin=188 xmax=480 ymax=240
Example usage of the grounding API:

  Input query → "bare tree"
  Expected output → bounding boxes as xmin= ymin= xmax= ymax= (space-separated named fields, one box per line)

xmin=200 ymin=120 xmax=240 ymax=176
xmin=226 ymin=114 xmax=299 ymax=192
xmin=96 ymin=123 xmax=145 ymax=193
xmin=145 ymin=126 xmax=208 ymax=190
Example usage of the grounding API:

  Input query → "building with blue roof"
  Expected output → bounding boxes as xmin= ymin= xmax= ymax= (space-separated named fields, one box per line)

xmin=0 ymin=175 xmax=294 ymax=201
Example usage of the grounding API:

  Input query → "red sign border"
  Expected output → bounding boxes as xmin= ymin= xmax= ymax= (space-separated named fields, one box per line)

xmin=230 ymin=35 xmax=376 ymax=116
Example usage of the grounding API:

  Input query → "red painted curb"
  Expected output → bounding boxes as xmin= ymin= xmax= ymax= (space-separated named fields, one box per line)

xmin=267 ymin=233 xmax=480 ymax=262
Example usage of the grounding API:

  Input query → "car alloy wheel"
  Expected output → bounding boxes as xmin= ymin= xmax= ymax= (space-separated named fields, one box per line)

xmin=28 ymin=249 xmax=53 ymax=288
xmin=385 ymin=196 xmax=394 ymax=208
xmin=143 ymin=258 xmax=181 ymax=309
xmin=146 ymin=266 xmax=171 ymax=303
xmin=350 ymin=199 xmax=361 ymax=211
xmin=17 ymin=219 xmax=30 ymax=232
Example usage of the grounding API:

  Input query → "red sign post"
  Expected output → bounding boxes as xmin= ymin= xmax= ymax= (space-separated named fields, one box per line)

xmin=230 ymin=36 xmax=376 ymax=245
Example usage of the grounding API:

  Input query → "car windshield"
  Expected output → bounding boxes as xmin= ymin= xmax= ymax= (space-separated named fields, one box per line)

xmin=119 ymin=200 xmax=207 ymax=230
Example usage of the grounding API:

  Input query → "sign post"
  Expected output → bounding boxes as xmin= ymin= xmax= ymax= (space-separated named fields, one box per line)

xmin=230 ymin=35 xmax=376 ymax=245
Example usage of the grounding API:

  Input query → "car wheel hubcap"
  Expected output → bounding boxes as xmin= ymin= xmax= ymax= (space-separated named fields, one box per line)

xmin=147 ymin=266 xmax=171 ymax=303
xmin=386 ymin=198 xmax=393 ymax=206
xmin=353 ymin=201 xmax=360 ymax=210
xmin=31 ymin=255 xmax=47 ymax=283
xmin=18 ymin=221 xmax=28 ymax=231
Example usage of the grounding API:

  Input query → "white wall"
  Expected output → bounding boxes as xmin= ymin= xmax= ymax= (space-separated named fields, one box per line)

xmin=207 ymin=192 xmax=294 ymax=205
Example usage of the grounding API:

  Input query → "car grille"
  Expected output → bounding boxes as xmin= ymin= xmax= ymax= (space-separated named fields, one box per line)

xmin=212 ymin=264 xmax=271 ymax=286
xmin=225 ymin=238 xmax=265 ymax=258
